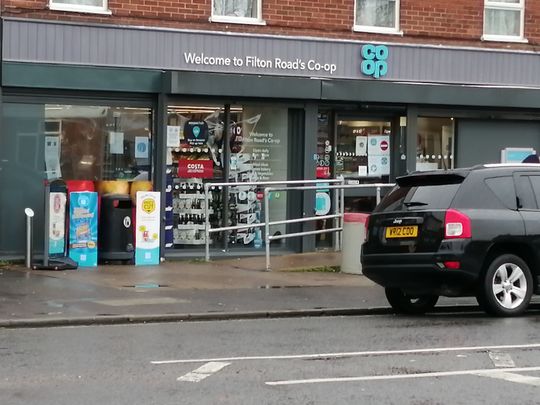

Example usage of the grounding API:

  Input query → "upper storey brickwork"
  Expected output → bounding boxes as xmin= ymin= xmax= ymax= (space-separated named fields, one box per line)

xmin=3 ymin=0 xmax=540 ymax=50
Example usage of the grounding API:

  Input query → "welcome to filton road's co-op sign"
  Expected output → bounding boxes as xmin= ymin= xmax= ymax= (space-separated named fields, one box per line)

xmin=182 ymin=44 xmax=389 ymax=79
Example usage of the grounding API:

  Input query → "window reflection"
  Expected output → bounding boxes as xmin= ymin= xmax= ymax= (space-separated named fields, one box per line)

xmin=416 ymin=117 xmax=454 ymax=171
xmin=45 ymin=105 xmax=152 ymax=181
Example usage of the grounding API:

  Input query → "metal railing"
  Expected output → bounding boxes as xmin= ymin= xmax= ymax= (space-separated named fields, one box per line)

xmin=263 ymin=183 xmax=394 ymax=271
xmin=202 ymin=179 xmax=395 ymax=270
xmin=203 ymin=179 xmax=344 ymax=261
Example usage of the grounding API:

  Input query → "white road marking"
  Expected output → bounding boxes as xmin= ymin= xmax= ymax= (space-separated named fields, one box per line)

xmin=473 ymin=371 xmax=540 ymax=386
xmin=151 ymin=342 xmax=540 ymax=365
xmin=488 ymin=351 xmax=516 ymax=368
xmin=265 ymin=366 xmax=540 ymax=386
xmin=177 ymin=362 xmax=231 ymax=382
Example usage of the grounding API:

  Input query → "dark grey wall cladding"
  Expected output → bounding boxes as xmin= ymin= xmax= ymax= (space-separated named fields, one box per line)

xmin=4 ymin=18 xmax=540 ymax=88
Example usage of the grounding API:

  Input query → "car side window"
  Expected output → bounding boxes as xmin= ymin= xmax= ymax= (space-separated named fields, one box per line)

xmin=527 ymin=176 xmax=540 ymax=210
xmin=515 ymin=175 xmax=537 ymax=210
xmin=484 ymin=176 xmax=517 ymax=210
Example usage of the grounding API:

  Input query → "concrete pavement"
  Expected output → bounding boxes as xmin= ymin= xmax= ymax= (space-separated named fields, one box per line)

xmin=0 ymin=252 xmax=480 ymax=328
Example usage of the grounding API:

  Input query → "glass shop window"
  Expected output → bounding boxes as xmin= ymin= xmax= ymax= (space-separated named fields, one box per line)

xmin=166 ymin=104 xmax=289 ymax=250
xmin=46 ymin=105 xmax=153 ymax=181
xmin=416 ymin=117 xmax=454 ymax=171
xmin=336 ymin=119 xmax=392 ymax=180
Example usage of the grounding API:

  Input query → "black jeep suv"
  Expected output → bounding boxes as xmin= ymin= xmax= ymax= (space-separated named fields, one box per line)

xmin=361 ymin=164 xmax=540 ymax=317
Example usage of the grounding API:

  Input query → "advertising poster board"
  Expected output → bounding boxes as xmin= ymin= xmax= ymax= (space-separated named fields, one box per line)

xmin=135 ymin=191 xmax=161 ymax=265
xmin=68 ymin=192 xmax=98 ymax=267
xmin=49 ymin=192 xmax=67 ymax=255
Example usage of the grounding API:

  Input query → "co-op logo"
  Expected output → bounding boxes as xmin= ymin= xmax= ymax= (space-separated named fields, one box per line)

xmin=361 ymin=44 xmax=389 ymax=79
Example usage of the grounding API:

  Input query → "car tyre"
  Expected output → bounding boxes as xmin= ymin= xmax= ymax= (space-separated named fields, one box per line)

xmin=480 ymin=254 xmax=533 ymax=317
xmin=385 ymin=287 xmax=439 ymax=315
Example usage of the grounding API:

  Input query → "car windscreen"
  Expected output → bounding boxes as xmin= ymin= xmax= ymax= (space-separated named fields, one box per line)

xmin=374 ymin=182 xmax=462 ymax=213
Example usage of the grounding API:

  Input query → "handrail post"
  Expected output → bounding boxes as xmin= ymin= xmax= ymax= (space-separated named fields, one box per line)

xmin=24 ymin=208 xmax=34 ymax=269
xmin=339 ymin=178 xmax=345 ymax=251
xmin=264 ymin=187 xmax=271 ymax=271
xmin=204 ymin=183 xmax=210 ymax=262
xmin=333 ymin=183 xmax=340 ymax=252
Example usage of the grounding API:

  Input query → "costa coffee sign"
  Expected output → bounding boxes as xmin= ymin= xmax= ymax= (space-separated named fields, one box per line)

xmin=178 ymin=159 xmax=213 ymax=178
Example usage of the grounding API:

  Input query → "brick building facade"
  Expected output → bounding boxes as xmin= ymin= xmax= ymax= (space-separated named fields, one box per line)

xmin=3 ymin=0 xmax=539 ymax=48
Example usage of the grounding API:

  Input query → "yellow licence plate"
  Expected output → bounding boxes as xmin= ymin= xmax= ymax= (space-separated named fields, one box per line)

xmin=385 ymin=226 xmax=418 ymax=238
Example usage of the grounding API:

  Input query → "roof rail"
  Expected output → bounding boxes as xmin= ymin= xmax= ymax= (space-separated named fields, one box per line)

xmin=482 ymin=163 xmax=540 ymax=168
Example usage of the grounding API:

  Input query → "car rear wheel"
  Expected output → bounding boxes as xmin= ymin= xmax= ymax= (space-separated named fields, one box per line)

xmin=385 ymin=288 xmax=439 ymax=315
xmin=480 ymin=254 xmax=533 ymax=317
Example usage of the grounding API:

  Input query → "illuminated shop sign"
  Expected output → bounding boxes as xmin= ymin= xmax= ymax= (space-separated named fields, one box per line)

xmin=361 ymin=44 xmax=389 ymax=79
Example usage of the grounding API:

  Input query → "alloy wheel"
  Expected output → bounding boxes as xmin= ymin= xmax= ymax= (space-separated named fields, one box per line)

xmin=491 ymin=263 xmax=527 ymax=310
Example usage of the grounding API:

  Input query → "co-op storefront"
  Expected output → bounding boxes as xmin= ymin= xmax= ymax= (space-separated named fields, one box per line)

xmin=3 ymin=18 xmax=540 ymax=260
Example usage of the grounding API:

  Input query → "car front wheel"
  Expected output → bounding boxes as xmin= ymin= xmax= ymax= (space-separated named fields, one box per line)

xmin=480 ymin=254 xmax=533 ymax=317
xmin=385 ymin=287 xmax=439 ymax=315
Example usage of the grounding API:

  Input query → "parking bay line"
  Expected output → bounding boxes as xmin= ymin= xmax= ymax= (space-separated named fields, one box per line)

xmin=151 ymin=342 xmax=540 ymax=365
xmin=473 ymin=371 xmax=540 ymax=386
xmin=265 ymin=366 xmax=540 ymax=386
xmin=177 ymin=362 xmax=231 ymax=382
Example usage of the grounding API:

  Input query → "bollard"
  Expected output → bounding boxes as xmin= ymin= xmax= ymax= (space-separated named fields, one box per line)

xmin=24 ymin=208 xmax=35 ymax=269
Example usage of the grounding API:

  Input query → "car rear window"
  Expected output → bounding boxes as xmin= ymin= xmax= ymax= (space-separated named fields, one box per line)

xmin=375 ymin=175 xmax=464 ymax=213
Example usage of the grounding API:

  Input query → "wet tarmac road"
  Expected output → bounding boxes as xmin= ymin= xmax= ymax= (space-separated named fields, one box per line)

xmin=3 ymin=311 xmax=540 ymax=404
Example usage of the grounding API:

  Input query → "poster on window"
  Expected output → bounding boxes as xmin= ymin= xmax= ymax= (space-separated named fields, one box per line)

xmin=135 ymin=137 xmax=149 ymax=159
xmin=109 ymin=132 xmax=124 ymax=154
xmin=68 ymin=192 xmax=98 ymax=267
xmin=367 ymin=135 xmax=390 ymax=156
xmin=135 ymin=191 xmax=161 ymax=266
xmin=44 ymin=136 xmax=62 ymax=180
xmin=368 ymin=155 xmax=390 ymax=177
xmin=184 ymin=120 xmax=209 ymax=147
xmin=177 ymin=159 xmax=214 ymax=178
xmin=355 ymin=136 xmax=368 ymax=156
xmin=166 ymin=125 xmax=181 ymax=148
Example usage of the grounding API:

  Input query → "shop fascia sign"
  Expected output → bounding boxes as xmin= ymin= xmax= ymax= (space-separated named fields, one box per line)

xmin=360 ymin=44 xmax=389 ymax=79
xmin=183 ymin=52 xmax=337 ymax=75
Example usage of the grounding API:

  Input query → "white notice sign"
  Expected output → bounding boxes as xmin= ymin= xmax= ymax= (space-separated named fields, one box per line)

xmin=167 ymin=126 xmax=181 ymax=148
xmin=109 ymin=132 xmax=124 ymax=154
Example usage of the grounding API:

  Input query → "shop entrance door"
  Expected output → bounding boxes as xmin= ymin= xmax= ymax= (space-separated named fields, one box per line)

xmin=315 ymin=113 xmax=396 ymax=250
xmin=336 ymin=115 xmax=395 ymax=212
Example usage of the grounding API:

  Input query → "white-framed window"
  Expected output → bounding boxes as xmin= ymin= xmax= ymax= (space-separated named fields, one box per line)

xmin=354 ymin=0 xmax=400 ymax=34
xmin=49 ymin=0 xmax=110 ymax=15
xmin=483 ymin=0 xmax=526 ymax=42
xmin=211 ymin=0 xmax=265 ymax=25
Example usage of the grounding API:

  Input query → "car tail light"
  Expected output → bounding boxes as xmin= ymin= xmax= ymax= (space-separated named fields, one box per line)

xmin=444 ymin=209 xmax=471 ymax=239
xmin=364 ymin=215 xmax=370 ymax=242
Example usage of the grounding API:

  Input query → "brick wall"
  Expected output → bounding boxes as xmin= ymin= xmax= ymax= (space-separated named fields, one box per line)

xmin=2 ymin=0 xmax=540 ymax=50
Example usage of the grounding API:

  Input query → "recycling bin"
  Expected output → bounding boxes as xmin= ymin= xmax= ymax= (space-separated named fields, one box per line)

xmin=341 ymin=213 xmax=369 ymax=274
xmin=99 ymin=194 xmax=134 ymax=262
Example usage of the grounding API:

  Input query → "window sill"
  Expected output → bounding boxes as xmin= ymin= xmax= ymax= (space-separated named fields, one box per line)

xmin=481 ymin=35 xmax=528 ymax=44
xmin=353 ymin=25 xmax=403 ymax=36
xmin=209 ymin=16 xmax=266 ymax=26
xmin=49 ymin=4 xmax=112 ymax=15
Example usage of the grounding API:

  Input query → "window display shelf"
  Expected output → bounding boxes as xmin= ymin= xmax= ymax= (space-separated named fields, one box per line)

xmin=176 ymin=224 xmax=206 ymax=230
xmin=173 ymin=208 xmax=214 ymax=215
